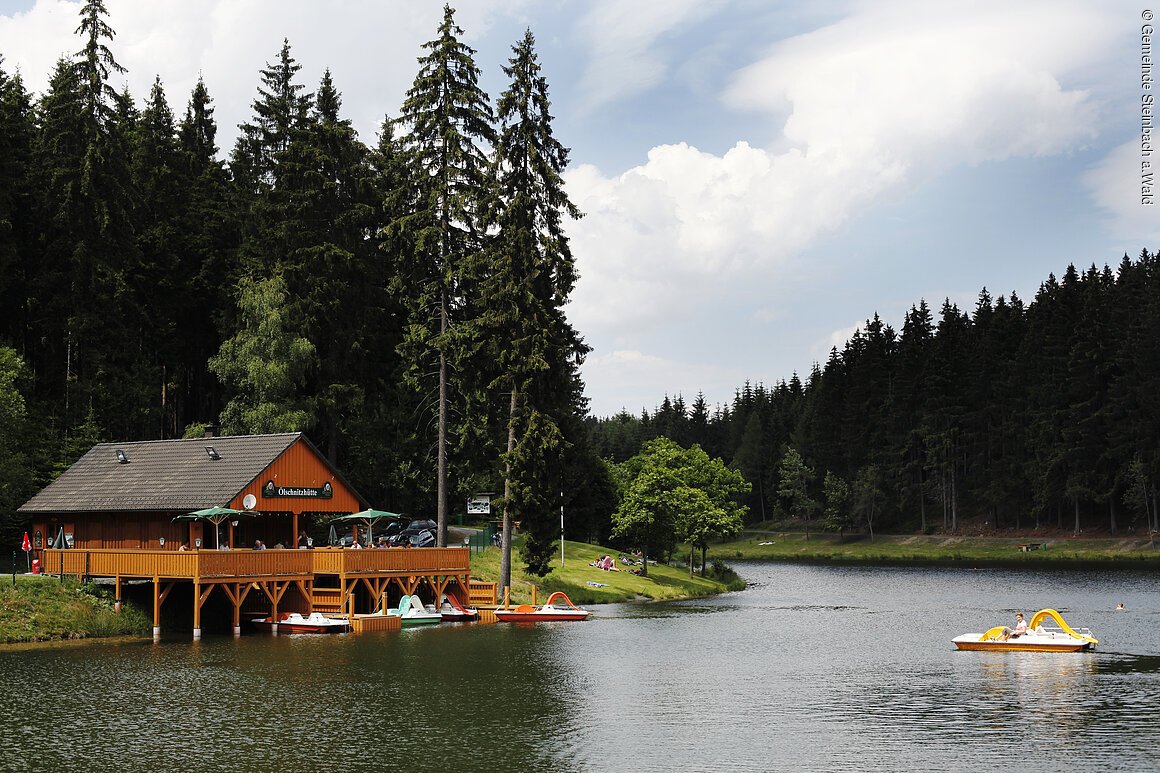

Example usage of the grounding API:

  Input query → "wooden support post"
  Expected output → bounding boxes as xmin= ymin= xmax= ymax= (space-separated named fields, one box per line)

xmin=222 ymin=583 xmax=244 ymax=636
xmin=152 ymin=577 xmax=161 ymax=641
xmin=193 ymin=581 xmax=202 ymax=640
xmin=115 ymin=575 xmax=122 ymax=613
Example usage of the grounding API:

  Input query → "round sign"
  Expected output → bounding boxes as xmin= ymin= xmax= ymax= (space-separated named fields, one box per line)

xmin=242 ymin=493 xmax=257 ymax=510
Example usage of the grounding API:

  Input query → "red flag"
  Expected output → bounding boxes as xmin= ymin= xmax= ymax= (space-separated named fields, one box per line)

xmin=21 ymin=532 xmax=31 ymax=552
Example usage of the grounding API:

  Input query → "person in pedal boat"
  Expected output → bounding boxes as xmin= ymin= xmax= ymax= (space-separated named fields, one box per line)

xmin=1002 ymin=612 xmax=1028 ymax=640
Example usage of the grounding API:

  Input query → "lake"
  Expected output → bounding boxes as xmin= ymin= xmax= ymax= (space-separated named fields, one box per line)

xmin=3 ymin=562 xmax=1159 ymax=772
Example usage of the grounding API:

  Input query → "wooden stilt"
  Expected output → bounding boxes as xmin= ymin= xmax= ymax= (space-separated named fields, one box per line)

xmin=115 ymin=575 xmax=122 ymax=613
xmin=152 ymin=576 xmax=161 ymax=640
xmin=193 ymin=581 xmax=202 ymax=640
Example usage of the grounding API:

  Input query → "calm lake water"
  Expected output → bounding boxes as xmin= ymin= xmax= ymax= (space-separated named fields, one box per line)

xmin=4 ymin=562 xmax=1160 ymax=772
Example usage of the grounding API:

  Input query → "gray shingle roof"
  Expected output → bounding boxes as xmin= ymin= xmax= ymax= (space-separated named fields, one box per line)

xmin=18 ymin=433 xmax=303 ymax=513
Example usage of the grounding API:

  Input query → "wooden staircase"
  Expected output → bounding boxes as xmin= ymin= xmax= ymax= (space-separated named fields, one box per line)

xmin=312 ymin=586 xmax=344 ymax=614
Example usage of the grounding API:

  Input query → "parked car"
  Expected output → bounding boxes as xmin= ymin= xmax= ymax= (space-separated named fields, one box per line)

xmin=389 ymin=519 xmax=437 ymax=547
xmin=407 ymin=529 xmax=436 ymax=548
xmin=334 ymin=521 xmax=401 ymax=547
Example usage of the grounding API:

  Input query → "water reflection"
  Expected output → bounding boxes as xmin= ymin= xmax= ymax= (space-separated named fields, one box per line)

xmin=4 ymin=563 xmax=1160 ymax=772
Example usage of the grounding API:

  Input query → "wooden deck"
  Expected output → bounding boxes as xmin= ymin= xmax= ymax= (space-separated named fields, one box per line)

xmin=41 ymin=546 xmax=492 ymax=639
xmin=40 ymin=546 xmax=470 ymax=580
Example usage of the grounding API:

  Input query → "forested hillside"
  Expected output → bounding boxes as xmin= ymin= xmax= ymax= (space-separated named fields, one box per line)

xmin=590 ymin=257 xmax=1160 ymax=538
xmin=0 ymin=2 xmax=612 ymax=564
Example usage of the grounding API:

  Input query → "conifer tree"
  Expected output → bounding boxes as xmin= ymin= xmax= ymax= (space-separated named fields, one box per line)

xmin=280 ymin=70 xmax=379 ymax=463
xmin=0 ymin=61 xmax=35 ymax=349
xmin=34 ymin=2 xmax=140 ymax=437
xmin=395 ymin=5 xmax=496 ymax=547
xmin=231 ymin=40 xmax=313 ymax=276
xmin=479 ymin=28 xmax=587 ymax=580
xmin=131 ymin=76 xmax=185 ymax=436
xmin=176 ymin=77 xmax=234 ymax=429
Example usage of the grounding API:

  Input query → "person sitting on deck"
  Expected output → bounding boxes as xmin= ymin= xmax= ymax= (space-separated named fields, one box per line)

xmin=178 ymin=542 xmax=189 ymax=551
xmin=253 ymin=540 xmax=266 ymax=550
xmin=350 ymin=539 xmax=362 ymax=549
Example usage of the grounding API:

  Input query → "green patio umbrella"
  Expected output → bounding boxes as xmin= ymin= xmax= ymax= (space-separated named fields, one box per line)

xmin=331 ymin=509 xmax=403 ymax=545
xmin=173 ymin=506 xmax=251 ymax=548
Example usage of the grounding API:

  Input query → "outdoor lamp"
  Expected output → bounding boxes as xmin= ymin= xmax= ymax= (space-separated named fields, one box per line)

xmin=159 ymin=537 xmax=166 ymax=547
xmin=231 ymin=520 xmax=239 ymax=527
xmin=194 ymin=537 xmax=202 ymax=548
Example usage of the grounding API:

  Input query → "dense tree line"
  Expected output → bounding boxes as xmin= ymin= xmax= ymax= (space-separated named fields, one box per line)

xmin=0 ymin=1 xmax=612 ymax=570
xmin=591 ymin=255 xmax=1160 ymax=537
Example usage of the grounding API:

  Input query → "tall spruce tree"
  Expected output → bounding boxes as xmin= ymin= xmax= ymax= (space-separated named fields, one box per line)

xmin=480 ymin=29 xmax=588 ymax=581
xmin=176 ymin=77 xmax=234 ymax=430
xmin=32 ymin=2 xmax=140 ymax=440
xmin=131 ymin=76 xmax=185 ymax=437
xmin=0 ymin=61 xmax=35 ymax=350
xmin=279 ymin=70 xmax=379 ymax=464
xmin=231 ymin=40 xmax=313 ymax=276
xmin=395 ymin=5 xmax=496 ymax=547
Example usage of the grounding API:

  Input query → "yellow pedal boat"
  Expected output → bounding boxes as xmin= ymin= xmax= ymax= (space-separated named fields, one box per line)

xmin=952 ymin=608 xmax=1098 ymax=652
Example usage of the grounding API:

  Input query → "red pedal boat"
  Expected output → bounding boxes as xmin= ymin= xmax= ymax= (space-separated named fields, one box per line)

xmin=493 ymin=591 xmax=590 ymax=623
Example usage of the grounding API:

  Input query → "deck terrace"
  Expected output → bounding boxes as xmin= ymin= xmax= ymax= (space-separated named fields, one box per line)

xmin=41 ymin=546 xmax=490 ymax=639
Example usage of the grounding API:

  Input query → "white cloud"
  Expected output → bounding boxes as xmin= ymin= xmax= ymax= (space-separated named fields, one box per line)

xmin=0 ymin=0 xmax=525 ymax=150
xmin=825 ymin=323 xmax=861 ymax=354
xmin=566 ymin=0 xmax=1117 ymax=352
xmin=1085 ymin=137 xmax=1160 ymax=242
xmin=574 ymin=0 xmax=722 ymax=109
xmin=582 ymin=349 xmax=743 ymax=415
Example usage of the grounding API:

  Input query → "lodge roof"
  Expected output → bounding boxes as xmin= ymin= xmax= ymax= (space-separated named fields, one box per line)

xmin=18 ymin=433 xmax=318 ymax=514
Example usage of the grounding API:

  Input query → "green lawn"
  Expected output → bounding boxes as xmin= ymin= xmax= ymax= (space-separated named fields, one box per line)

xmin=710 ymin=531 xmax=1160 ymax=565
xmin=0 ymin=575 xmax=151 ymax=644
xmin=468 ymin=539 xmax=740 ymax=605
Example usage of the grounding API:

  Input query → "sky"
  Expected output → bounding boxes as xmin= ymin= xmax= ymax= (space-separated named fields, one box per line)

xmin=2 ymin=0 xmax=1159 ymax=418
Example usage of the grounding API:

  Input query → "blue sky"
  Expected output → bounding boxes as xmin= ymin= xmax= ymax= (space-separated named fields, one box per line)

xmin=2 ymin=0 xmax=1158 ymax=417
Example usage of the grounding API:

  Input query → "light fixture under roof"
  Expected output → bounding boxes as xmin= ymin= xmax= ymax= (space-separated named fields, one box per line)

xmin=206 ymin=446 xmax=220 ymax=461
xmin=116 ymin=449 xmax=129 ymax=464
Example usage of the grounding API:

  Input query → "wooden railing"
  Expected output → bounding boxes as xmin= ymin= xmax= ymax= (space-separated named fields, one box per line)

xmin=42 ymin=548 xmax=313 ymax=580
xmin=311 ymin=547 xmax=470 ymax=575
xmin=40 ymin=546 xmax=472 ymax=581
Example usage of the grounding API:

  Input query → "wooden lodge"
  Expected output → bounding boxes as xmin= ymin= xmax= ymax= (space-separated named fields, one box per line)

xmin=18 ymin=432 xmax=496 ymax=639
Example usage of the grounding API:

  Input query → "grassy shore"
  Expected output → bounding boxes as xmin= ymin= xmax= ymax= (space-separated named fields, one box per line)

xmin=0 ymin=575 xmax=151 ymax=644
xmin=468 ymin=539 xmax=744 ymax=605
xmin=710 ymin=530 xmax=1160 ymax=565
